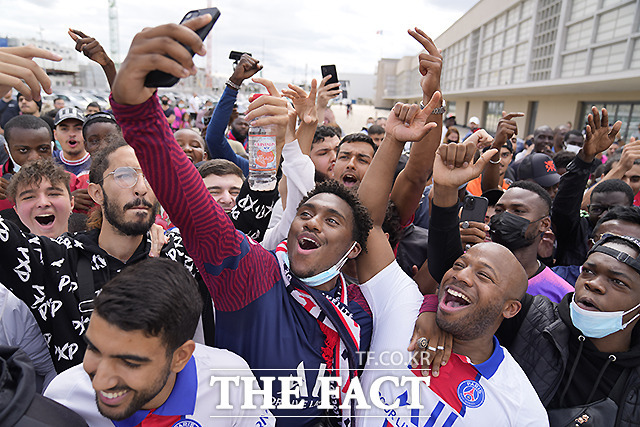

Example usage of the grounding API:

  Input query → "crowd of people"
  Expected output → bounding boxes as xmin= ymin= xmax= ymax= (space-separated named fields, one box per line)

xmin=0 ymin=12 xmax=639 ymax=427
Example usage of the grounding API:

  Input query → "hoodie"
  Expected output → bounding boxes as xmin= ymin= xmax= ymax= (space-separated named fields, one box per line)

xmin=550 ymin=296 xmax=640 ymax=409
xmin=0 ymin=216 xmax=197 ymax=373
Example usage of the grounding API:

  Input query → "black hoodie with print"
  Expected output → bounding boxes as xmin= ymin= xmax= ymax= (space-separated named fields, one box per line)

xmin=0 ymin=216 xmax=198 ymax=373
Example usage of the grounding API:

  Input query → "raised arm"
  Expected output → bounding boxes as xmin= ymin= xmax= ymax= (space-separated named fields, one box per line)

xmin=552 ymin=106 xmax=621 ymax=265
xmin=428 ymin=140 xmax=497 ymax=282
xmin=357 ymin=95 xmax=440 ymax=283
xmin=281 ymin=80 xmax=319 ymax=155
xmin=110 ymin=17 xmax=282 ymax=309
xmin=580 ymin=139 xmax=640 ymax=210
xmin=481 ymin=112 xmax=523 ymax=192
xmin=390 ymin=28 xmax=443 ymax=225
xmin=68 ymin=29 xmax=117 ymax=88
xmin=205 ymin=54 xmax=262 ymax=175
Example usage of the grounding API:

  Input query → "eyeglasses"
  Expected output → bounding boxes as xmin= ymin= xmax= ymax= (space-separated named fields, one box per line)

xmin=98 ymin=167 xmax=148 ymax=189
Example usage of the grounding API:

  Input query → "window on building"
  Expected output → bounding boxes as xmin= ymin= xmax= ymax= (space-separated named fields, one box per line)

xmin=590 ymin=41 xmax=627 ymax=74
xmin=570 ymin=0 xmax=598 ymax=21
xmin=579 ymin=101 xmax=640 ymax=141
xmin=561 ymin=51 xmax=588 ymax=77
xmin=484 ymin=101 xmax=504 ymax=132
xmin=631 ymin=38 xmax=640 ymax=69
xmin=595 ymin=3 xmax=635 ymax=41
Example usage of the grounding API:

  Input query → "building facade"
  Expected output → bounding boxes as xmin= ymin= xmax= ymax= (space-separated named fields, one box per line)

xmin=376 ymin=0 xmax=640 ymax=140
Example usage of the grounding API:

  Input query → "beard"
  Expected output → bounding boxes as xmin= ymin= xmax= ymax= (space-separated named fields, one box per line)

xmin=102 ymin=191 xmax=158 ymax=236
xmin=94 ymin=361 xmax=172 ymax=421
xmin=436 ymin=299 xmax=503 ymax=341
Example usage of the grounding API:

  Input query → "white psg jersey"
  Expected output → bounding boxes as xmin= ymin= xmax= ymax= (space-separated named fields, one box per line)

xmin=357 ymin=261 xmax=548 ymax=426
xmin=44 ymin=344 xmax=275 ymax=427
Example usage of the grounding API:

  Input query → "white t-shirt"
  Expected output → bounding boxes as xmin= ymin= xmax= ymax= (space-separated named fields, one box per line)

xmin=44 ymin=344 xmax=275 ymax=427
xmin=357 ymin=261 xmax=548 ymax=426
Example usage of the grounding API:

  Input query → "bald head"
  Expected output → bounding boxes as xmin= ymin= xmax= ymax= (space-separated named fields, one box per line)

xmin=468 ymin=242 xmax=528 ymax=300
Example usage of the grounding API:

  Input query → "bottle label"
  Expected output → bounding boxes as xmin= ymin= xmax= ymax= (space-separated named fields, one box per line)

xmin=250 ymin=135 xmax=277 ymax=172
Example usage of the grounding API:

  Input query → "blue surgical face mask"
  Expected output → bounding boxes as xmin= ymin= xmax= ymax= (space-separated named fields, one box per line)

xmin=570 ymin=294 xmax=640 ymax=339
xmin=285 ymin=242 xmax=356 ymax=287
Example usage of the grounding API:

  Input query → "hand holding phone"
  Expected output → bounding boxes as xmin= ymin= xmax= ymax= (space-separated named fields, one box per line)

xmin=112 ymin=12 xmax=213 ymax=105
xmin=144 ymin=8 xmax=221 ymax=88
xmin=460 ymin=195 xmax=488 ymax=223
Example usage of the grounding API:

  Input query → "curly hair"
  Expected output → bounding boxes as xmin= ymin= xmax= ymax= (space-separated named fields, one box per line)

xmin=6 ymin=158 xmax=70 ymax=202
xmin=298 ymin=180 xmax=373 ymax=252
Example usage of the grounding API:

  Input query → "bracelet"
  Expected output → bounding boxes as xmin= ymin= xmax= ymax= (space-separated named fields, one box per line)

xmin=420 ymin=98 xmax=446 ymax=115
xmin=225 ymin=79 xmax=241 ymax=90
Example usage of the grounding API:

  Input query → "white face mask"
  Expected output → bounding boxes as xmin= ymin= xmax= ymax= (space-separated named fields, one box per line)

xmin=3 ymin=140 xmax=54 ymax=173
xmin=285 ymin=242 xmax=356 ymax=287
xmin=570 ymin=294 xmax=640 ymax=339
xmin=565 ymin=144 xmax=581 ymax=154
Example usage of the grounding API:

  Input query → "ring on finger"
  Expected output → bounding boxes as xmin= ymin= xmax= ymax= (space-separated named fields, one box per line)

xmin=461 ymin=221 xmax=469 ymax=229
xmin=427 ymin=346 xmax=437 ymax=352
xmin=437 ymin=346 xmax=445 ymax=350
xmin=417 ymin=337 xmax=428 ymax=350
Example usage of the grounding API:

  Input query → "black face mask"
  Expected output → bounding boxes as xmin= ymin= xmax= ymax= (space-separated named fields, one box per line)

xmin=489 ymin=211 xmax=540 ymax=251
xmin=161 ymin=100 xmax=169 ymax=105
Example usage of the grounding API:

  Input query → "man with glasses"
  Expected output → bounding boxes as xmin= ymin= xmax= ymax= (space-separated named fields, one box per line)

xmin=552 ymin=107 xmax=628 ymax=266
xmin=0 ymin=135 xmax=200 ymax=374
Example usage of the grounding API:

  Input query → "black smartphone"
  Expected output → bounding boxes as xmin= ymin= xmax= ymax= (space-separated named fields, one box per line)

xmin=229 ymin=51 xmax=252 ymax=61
xmin=144 ymin=7 xmax=221 ymax=88
xmin=460 ymin=196 xmax=489 ymax=223
xmin=321 ymin=64 xmax=339 ymax=87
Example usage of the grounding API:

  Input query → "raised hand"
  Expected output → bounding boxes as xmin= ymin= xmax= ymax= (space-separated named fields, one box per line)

xmin=68 ymin=29 xmax=113 ymax=67
xmin=581 ymin=106 xmax=623 ymax=162
xmin=245 ymin=78 xmax=291 ymax=145
xmin=494 ymin=112 xmax=523 ymax=149
xmin=433 ymin=139 xmax=498 ymax=189
xmin=408 ymin=27 xmax=442 ymax=97
xmin=316 ymin=74 xmax=341 ymax=110
xmin=0 ymin=46 xmax=62 ymax=100
xmin=112 ymin=14 xmax=210 ymax=105
xmin=464 ymin=128 xmax=494 ymax=151
xmin=281 ymin=80 xmax=318 ymax=124
xmin=229 ymin=54 xmax=262 ymax=87
xmin=386 ymin=91 xmax=441 ymax=144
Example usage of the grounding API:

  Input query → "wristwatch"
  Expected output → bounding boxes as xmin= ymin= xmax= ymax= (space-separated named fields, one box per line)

xmin=420 ymin=98 xmax=446 ymax=115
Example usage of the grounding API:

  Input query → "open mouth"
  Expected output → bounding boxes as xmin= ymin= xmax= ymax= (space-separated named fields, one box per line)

xmin=298 ymin=236 xmax=320 ymax=250
xmin=577 ymin=298 xmax=600 ymax=311
xmin=341 ymin=173 xmax=358 ymax=187
xmin=35 ymin=214 xmax=55 ymax=226
xmin=68 ymin=140 xmax=78 ymax=148
xmin=440 ymin=287 xmax=472 ymax=311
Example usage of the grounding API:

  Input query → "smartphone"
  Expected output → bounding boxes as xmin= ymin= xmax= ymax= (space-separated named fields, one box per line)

xmin=460 ymin=196 xmax=489 ymax=223
xmin=229 ymin=51 xmax=252 ymax=61
xmin=144 ymin=7 xmax=221 ymax=88
xmin=321 ymin=65 xmax=339 ymax=88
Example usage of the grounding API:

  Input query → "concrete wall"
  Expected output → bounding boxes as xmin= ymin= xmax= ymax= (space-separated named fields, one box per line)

xmin=448 ymin=89 xmax=640 ymax=136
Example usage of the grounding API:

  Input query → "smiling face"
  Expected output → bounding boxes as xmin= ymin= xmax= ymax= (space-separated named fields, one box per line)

xmin=286 ymin=192 xmax=359 ymax=280
xmin=436 ymin=243 xmax=526 ymax=340
xmin=574 ymin=242 xmax=640 ymax=332
xmin=89 ymin=146 xmax=158 ymax=236
xmin=175 ymin=129 xmax=207 ymax=163
xmin=332 ymin=141 xmax=374 ymax=189
xmin=55 ymin=119 xmax=86 ymax=160
xmin=83 ymin=313 xmax=176 ymax=421
xmin=309 ymin=135 xmax=339 ymax=178
xmin=202 ymin=173 xmax=243 ymax=213
xmin=14 ymin=177 xmax=73 ymax=238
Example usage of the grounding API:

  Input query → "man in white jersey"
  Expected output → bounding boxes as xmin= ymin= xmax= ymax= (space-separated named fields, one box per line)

xmin=45 ymin=258 xmax=274 ymax=427
xmin=354 ymin=97 xmax=548 ymax=426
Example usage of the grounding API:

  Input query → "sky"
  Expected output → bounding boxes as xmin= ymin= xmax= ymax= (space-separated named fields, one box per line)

xmin=1 ymin=0 xmax=478 ymax=84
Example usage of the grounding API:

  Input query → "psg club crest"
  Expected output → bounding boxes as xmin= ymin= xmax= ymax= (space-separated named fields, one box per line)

xmin=456 ymin=380 xmax=485 ymax=408
xmin=171 ymin=420 xmax=202 ymax=427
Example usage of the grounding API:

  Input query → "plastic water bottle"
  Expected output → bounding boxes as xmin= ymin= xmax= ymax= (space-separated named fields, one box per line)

xmin=247 ymin=122 xmax=277 ymax=191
